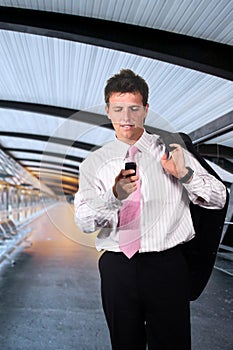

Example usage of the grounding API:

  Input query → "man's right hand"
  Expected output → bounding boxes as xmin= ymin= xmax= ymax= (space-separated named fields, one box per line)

xmin=113 ymin=169 xmax=139 ymax=200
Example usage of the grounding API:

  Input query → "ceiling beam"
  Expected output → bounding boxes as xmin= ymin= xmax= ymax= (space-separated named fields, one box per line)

xmin=0 ymin=6 xmax=232 ymax=80
xmin=38 ymin=177 xmax=78 ymax=186
xmin=43 ymin=184 xmax=77 ymax=194
xmin=0 ymin=100 xmax=113 ymax=128
xmin=0 ymin=100 xmax=171 ymax=136
xmin=42 ymin=180 xmax=78 ymax=190
xmin=194 ymin=144 xmax=233 ymax=159
xmin=189 ymin=110 xmax=233 ymax=144
xmin=0 ymin=131 xmax=96 ymax=151
xmin=5 ymin=147 xmax=84 ymax=163
xmin=28 ymin=167 xmax=79 ymax=177
xmin=19 ymin=158 xmax=79 ymax=171
xmin=0 ymin=100 xmax=77 ymax=118
xmin=47 ymin=183 xmax=77 ymax=189
xmin=49 ymin=186 xmax=77 ymax=194
xmin=39 ymin=175 xmax=76 ymax=182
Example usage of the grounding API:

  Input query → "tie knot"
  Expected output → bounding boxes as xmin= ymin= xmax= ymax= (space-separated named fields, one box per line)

xmin=128 ymin=146 xmax=138 ymax=161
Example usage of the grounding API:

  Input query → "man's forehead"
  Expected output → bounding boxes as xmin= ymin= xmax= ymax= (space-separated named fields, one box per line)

xmin=109 ymin=91 xmax=143 ymax=102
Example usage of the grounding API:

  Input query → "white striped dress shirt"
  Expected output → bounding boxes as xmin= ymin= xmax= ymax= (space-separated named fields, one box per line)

xmin=74 ymin=130 xmax=226 ymax=253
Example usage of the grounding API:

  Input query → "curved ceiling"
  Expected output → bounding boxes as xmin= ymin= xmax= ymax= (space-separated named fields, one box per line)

xmin=0 ymin=0 xmax=232 ymax=195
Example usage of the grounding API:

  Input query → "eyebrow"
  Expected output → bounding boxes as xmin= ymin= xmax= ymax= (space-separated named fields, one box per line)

xmin=110 ymin=104 xmax=142 ymax=107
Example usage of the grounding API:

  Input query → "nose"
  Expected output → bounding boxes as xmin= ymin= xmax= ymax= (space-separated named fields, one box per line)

xmin=122 ymin=107 xmax=131 ymax=121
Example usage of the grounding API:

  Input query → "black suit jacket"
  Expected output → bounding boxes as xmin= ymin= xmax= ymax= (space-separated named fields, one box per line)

xmin=157 ymin=130 xmax=229 ymax=301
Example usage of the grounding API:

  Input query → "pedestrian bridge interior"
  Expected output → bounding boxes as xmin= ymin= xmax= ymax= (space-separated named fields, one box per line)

xmin=0 ymin=1 xmax=232 ymax=349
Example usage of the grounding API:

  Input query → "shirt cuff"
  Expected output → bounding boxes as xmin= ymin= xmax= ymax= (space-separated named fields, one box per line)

xmin=182 ymin=172 xmax=211 ymax=203
xmin=104 ymin=188 xmax=122 ymax=210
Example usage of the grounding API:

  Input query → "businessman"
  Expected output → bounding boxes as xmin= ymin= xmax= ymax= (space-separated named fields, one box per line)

xmin=74 ymin=69 xmax=227 ymax=349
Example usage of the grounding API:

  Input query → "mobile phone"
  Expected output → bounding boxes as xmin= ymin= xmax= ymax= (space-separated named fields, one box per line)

xmin=125 ymin=162 xmax=136 ymax=177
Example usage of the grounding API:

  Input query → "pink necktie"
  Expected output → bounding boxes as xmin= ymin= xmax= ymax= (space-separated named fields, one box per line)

xmin=119 ymin=146 xmax=141 ymax=258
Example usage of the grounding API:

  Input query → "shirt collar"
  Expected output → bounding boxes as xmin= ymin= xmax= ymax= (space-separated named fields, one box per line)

xmin=135 ymin=129 xmax=163 ymax=154
xmin=134 ymin=129 xmax=152 ymax=153
xmin=114 ymin=129 xmax=161 ymax=160
xmin=113 ymin=137 xmax=131 ymax=159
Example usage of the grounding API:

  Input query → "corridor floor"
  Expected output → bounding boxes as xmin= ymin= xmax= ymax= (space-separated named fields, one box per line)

xmin=0 ymin=203 xmax=232 ymax=350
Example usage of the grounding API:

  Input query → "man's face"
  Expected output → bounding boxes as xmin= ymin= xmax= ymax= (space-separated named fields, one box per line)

xmin=106 ymin=92 xmax=148 ymax=144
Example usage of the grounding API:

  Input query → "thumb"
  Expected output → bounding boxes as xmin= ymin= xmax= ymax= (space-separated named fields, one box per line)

xmin=161 ymin=154 xmax=167 ymax=161
xmin=115 ymin=169 xmax=124 ymax=182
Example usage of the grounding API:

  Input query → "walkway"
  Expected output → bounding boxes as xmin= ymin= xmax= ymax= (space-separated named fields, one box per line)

xmin=0 ymin=203 xmax=232 ymax=350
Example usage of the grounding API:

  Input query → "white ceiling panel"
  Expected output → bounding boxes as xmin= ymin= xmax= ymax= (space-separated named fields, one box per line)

xmin=0 ymin=0 xmax=232 ymax=45
xmin=0 ymin=31 xmax=232 ymax=134
xmin=0 ymin=1 xmax=232 ymax=192
xmin=0 ymin=138 xmax=47 ymax=150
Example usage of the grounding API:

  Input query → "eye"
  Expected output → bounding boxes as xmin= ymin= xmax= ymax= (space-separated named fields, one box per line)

xmin=113 ymin=107 xmax=123 ymax=112
xmin=130 ymin=106 xmax=141 ymax=112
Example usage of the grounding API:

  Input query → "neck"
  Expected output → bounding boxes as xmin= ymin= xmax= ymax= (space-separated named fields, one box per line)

xmin=116 ymin=129 xmax=144 ymax=145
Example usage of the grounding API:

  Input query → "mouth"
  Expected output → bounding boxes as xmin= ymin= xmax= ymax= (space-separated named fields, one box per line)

xmin=120 ymin=124 xmax=135 ymax=130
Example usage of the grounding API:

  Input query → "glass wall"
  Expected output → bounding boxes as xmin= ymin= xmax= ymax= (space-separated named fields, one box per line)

xmin=0 ymin=148 xmax=56 ymax=224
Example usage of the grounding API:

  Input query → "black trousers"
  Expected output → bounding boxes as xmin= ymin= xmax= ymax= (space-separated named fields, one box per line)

xmin=98 ymin=246 xmax=191 ymax=350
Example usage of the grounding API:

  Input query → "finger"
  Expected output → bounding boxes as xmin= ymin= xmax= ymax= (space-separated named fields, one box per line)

xmin=126 ymin=182 xmax=138 ymax=193
xmin=116 ymin=169 xmax=128 ymax=180
xmin=129 ymin=175 xmax=139 ymax=182
xmin=169 ymin=143 xmax=181 ymax=153
xmin=169 ymin=143 xmax=180 ymax=148
xmin=122 ymin=169 xmax=136 ymax=178
xmin=120 ymin=177 xmax=139 ymax=190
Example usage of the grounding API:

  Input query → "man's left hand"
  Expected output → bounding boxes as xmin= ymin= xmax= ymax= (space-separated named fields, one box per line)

xmin=161 ymin=143 xmax=188 ymax=179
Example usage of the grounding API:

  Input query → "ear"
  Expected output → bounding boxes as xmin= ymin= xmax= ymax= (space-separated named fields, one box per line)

xmin=105 ymin=104 xmax=111 ymax=119
xmin=144 ymin=103 xmax=149 ymax=120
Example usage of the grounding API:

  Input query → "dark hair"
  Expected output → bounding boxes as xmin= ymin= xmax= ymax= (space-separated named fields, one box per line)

xmin=104 ymin=69 xmax=149 ymax=106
